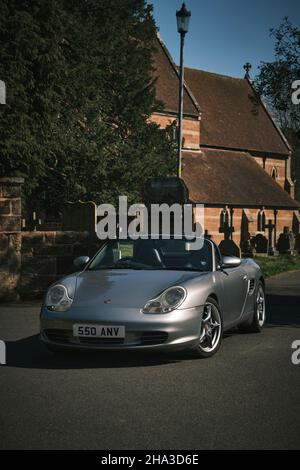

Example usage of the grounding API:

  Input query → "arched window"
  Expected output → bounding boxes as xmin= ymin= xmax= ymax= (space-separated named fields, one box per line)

xmin=220 ymin=207 xmax=229 ymax=230
xmin=271 ymin=166 xmax=278 ymax=181
xmin=257 ymin=208 xmax=266 ymax=232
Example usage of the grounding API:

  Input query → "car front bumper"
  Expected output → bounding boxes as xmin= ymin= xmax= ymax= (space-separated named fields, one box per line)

xmin=40 ymin=305 xmax=204 ymax=352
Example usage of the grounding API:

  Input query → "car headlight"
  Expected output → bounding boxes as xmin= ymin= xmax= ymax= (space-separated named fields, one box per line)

xmin=46 ymin=284 xmax=73 ymax=312
xmin=142 ymin=286 xmax=187 ymax=314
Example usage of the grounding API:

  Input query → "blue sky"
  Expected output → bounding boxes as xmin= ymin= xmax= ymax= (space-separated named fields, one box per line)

xmin=149 ymin=0 xmax=300 ymax=78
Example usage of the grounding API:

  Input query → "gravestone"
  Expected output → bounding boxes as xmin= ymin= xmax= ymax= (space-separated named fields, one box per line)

xmin=143 ymin=177 xmax=189 ymax=205
xmin=62 ymin=201 xmax=96 ymax=232
xmin=218 ymin=221 xmax=241 ymax=257
xmin=265 ymin=219 xmax=275 ymax=256
xmin=251 ymin=233 xmax=268 ymax=254
xmin=276 ymin=226 xmax=295 ymax=255
xmin=143 ymin=177 xmax=190 ymax=234
xmin=240 ymin=210 xmax=254 ymax=256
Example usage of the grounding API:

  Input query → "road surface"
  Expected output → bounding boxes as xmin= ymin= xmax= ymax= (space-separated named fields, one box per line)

xmin=0 ymin=271 xmax=299 ymax=449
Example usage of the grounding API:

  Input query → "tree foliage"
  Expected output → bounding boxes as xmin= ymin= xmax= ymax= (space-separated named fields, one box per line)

xmin=255 ymin=18 xmax=300 ymax=197
xmin=0 ymin=0 xmax=176 ymax=216
xmin=255 ymin=18 xmax=300 ymax=132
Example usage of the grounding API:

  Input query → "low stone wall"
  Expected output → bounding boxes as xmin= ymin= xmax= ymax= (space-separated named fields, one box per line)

xmin=0 ymin=177 xmax=23 ymax=301
xmin=0 ymin=232 xmax=22 ymax=301
xmin=19 ymin=231 xmax=103 ymax=299
xmin=0 ymin=177 xmax=104 ymax=300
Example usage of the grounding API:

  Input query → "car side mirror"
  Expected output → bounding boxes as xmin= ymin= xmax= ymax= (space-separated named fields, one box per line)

xmin=221 ymin=256 xmax=241 ymax=269
xmin=73 ymin=256 xmax=90 ymax=269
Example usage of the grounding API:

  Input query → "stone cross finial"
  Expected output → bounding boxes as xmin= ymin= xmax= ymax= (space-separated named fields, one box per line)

xmin=243 ymin=62 xmax=252 ymax=78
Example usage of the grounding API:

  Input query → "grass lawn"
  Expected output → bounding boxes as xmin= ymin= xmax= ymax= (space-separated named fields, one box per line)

xmin=253 ymin=255 xmax=300 ymax=278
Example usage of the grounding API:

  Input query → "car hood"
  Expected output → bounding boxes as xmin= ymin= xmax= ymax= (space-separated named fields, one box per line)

xmin=73 ymin=269 xmax=205 ymax=308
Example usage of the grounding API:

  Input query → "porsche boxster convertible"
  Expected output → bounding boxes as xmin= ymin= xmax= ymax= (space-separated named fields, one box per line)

xmin=40 ymin=237 xmax=266 ymax=358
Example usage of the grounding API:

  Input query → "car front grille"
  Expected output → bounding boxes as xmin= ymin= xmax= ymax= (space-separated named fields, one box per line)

xmin=44 ymin=329 xmax=71 ymax=343
xmin=44 ymin=329 xmax=168 ymax=347
xmin=140 ymin=331 xmax=168 ymax=345
xmin=78 ymin=337 xmax=125 ymax=346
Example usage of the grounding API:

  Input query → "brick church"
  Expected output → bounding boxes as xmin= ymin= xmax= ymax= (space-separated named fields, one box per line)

xmin=150 ymin=34 xmax=299 ymax=254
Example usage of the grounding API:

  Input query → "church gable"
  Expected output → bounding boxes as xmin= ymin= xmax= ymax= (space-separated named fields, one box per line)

xmin=152 ymin=35 xmax=200 ymax=118
xmin=184 ymin=68 xmax=290 ymax=156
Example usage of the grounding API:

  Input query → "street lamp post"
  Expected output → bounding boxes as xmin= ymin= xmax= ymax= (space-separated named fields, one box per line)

xmin=176 ymin=3 xmax=191 ymax=178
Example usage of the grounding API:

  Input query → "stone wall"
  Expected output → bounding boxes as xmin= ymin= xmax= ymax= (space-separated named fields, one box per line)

xmin=19 ymin=231 xmax=103 ymax=299
xmin=0 ymin=178 xmax=23 ymax=301
xmin=194 ymin=205 xmax=298 ymax=250
xmin=253 ymin=156 xmax=286 ymax=188
xmin=0 ymin=177 xmax=103 ymax=301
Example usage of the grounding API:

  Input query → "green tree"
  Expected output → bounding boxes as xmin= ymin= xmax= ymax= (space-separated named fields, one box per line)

xmin=255 ymin=18 xmax=300 ymax=199
xmin=0 ymin=0 xmax=176 ymax=216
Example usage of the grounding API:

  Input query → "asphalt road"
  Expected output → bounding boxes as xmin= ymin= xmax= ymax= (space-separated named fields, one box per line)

xmin=0 ymin=271 xmax=300 ymax=450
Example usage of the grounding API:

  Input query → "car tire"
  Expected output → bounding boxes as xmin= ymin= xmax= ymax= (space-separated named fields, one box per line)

xmin=238 ymin=281 xmax=266 ymax=333
xmin=189 ymin=297 xmax=223 ymax=358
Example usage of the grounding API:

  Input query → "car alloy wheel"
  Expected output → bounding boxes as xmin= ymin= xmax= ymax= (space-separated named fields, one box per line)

xmin=256 ymin=284 xmax=265 ymax=327
xmin=189 ymin=297 xmax=223 ymax=358
xmin=199 ymin=301 xmax=222 ymax=353
xmin=238 ymin=281 xmax=266 ymax=333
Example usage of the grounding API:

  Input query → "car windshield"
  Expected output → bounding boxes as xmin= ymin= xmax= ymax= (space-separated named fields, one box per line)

xmin=88 ymin=238 xmax=212 ymax=272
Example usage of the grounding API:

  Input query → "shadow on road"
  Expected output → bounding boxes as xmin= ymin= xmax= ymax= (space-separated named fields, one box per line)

xmin=4 ymin=292 xmax=300 ymax=369
xmin=5 ymin=334 xmax=184 ymax=370
xmin=266 ymin=294 xmax=300 ymax=328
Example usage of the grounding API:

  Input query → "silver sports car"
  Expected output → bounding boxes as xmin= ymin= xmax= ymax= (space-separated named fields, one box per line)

xmin=40 ymin=237 xmax=266 ymax=358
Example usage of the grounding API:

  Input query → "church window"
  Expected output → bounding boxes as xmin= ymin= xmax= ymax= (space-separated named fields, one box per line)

xmin=220 ymin=207 xmax=229 ymax=230
xmin=257 ymin=209 xmax=266 ymax=231
xmin=271 ymin=166 xmax=278 ymax=181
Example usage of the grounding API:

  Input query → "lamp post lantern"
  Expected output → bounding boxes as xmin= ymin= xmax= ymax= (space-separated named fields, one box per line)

xmin=176 ymin=2 xmax=191 ymax=178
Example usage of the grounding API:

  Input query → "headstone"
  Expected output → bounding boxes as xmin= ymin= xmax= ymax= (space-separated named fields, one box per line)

xmin=22 ymin=211 xmax=42 ymax=231
xmin=143 ymin=177 xmax=189 ymax=205
xmin=265 ymin=219 xmax=275 ymax=255
xmin=218 ymin=238 xmax=241 ymax=257
xmin=218 ymin=221 xmax=241 ymax=257
xmin=143 ymin=177 xmax=190 ymax=234
xmin=276 ymin=226 xmax=295 ymax=255
xmin=251 ymin=233 xmax=268 ymax=254
xmin=240 ymin=210 xmax=254 ymax=257
xmin=62 ymin=201 xmax=96 ymax=232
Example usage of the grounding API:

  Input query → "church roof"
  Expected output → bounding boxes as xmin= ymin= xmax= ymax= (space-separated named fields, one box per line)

xmin=183 ymin=68 xmax=290 ymax=156
xmin=152 ymin=35 xmax=290 ymax=155
xmin=182 ymin=149 xmax=298 ymax=208
xmin=152 ymin=35 xmax=200 ymax=118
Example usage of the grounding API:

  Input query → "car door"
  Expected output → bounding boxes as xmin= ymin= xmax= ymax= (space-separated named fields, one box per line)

xmin=213 ymin=245 xmax=248 ymax=325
